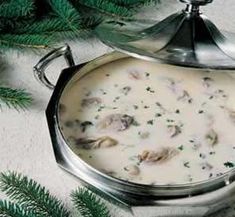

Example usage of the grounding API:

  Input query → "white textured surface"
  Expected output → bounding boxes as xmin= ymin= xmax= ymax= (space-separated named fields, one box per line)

xmin=0 ymin=1 xmax=235 ymax=216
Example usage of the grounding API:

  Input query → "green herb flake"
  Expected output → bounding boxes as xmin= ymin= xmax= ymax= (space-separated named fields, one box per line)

xmin=184 ymin=162 xmax=190 ymax=168
xmin=133 ymin=105 xmax=139 ymax=110
xmin=224 ymin=162 xmax=234 ymax=168
xmin=175 ymin=109 xmax=180 ymax=114
xmin=145 ymin=72 xmax=150 ymax=77
xmin=178 ymin=145 xmax=184 ymax=151
xmin=97 ymin=106 xmax=105 ymax=112
xmin=94 ymin=115 xmax=100 ymax=120
xmin=132 ymin=120 xmax=140 ymax=126
xmin=147 ymin=120 xmax=154 ymax=125
xmin=146 ymin=87 xmax=155 ymax=93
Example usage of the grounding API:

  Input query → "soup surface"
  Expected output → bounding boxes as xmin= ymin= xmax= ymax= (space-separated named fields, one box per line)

xmin=59 ymin=57 xmax=235 ymax=185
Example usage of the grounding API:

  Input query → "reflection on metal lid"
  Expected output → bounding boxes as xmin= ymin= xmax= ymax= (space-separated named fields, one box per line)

xmin=95 ymin=0 xmax=235 ymax=70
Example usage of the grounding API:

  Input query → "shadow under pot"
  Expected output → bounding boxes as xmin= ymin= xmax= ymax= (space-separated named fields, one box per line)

xmin=33 ymin=45 xmax=235 ymax=217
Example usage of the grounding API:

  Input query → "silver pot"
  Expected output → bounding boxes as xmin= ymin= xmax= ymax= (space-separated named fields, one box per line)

xmin=33 ymin=0 xmax=235 ymax=216
xmin=33 ymin=46 xmax=235 ymax=217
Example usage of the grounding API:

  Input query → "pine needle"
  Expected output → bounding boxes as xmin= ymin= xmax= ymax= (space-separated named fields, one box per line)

xmin=0 ymin=172 xmax=70 ymax=217
xmin=71 ymin=188 xmax=111 ymax=217
xmin=0 ymin=34 xmax=53 ymax=50
xmin=77 ymin=0 xmax=133 ymax=19
xmin=0 ymin=0 xmax=35 ymax=19
xmin=49 ymin=0 xmax=81 ymax=32
xmin=0 ymin=87 xmax=32 ymax=110
xmin=0 ymin=200 xmax=36 ymax=217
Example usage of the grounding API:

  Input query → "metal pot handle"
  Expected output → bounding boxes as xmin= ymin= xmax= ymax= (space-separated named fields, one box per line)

xmin=33 ymin=44 xmax=75 ymax=90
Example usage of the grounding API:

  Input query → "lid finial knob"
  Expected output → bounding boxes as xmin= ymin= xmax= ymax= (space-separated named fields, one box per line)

xmin=180 ymin=0 xmax=213 ymax=13
xmin=179 ymin=0 xmax=213 ymax=6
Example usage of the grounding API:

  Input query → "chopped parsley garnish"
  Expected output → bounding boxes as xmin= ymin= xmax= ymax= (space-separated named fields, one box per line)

xmin=224 ymin=162 xmax=235 ymax=168
xmin=145 ymin=72 xmax=150 ymax=77
xmin=175 ymin=109 xmax=180 ymax=114
xmin=97 ymin=106 xmax=105 ymax=112
xmin=178 ymin=145 xmax=184 ymax=151
xmin=146 ymin=87 xmax=155 ymax=93
xmin=147 ymin=120 xmax=154 ymax=125
xmin=113 ymin=96 xmax=120 ymax=102
xmin=132 ymin=120 xmax=140 ymax=126
xmin=184 ymin=162 xmax=190 ymax=168
xmin=155 ymin=113 xmax=162 ymax=117
xmin=133 ymin=105 xmax=139 ymax=110
xmin=94 ymin=115 xmax=100 ymax=120
xmin=199 ymin=153 xmax=206 ymax=159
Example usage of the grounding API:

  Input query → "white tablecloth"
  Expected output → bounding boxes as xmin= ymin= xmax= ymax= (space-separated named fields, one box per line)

xmin=1 ymin=1 xmax=235 ymax=216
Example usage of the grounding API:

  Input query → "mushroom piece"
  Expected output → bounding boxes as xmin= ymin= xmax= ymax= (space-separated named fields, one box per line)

xmin=139 ymin=147 xmax=179 ymax=164
xmin=76 ymin=136 xmax=118 ymax=149
xmin=81 ymin=97 xmax=102 ymax=107
xmin=205 ymin=129 xmax=218 ymax=147
xmin=124 ymin=165 xmax=140 ymax=176
xmin=96 ymin=114 xmax=134 ymax=132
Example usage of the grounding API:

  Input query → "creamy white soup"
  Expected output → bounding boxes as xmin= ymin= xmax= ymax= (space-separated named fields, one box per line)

xmin=58 ymin=57 xmax=235 ymax=185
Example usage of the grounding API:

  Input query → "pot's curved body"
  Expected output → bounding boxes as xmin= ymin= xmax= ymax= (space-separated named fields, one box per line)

xmin=35 ymin=47 xmax=235 ymax=217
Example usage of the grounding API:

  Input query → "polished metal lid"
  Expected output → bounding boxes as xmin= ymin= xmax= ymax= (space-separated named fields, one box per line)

xmin=95 ymin=0 xmax=235 ymax=69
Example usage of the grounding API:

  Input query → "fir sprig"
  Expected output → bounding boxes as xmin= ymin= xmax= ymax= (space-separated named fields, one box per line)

xmin=0 ymin=34 xmax=53 ymax=50
xmin=49 ymin=0 xmax=81 ymax=32
xmin=0 ymin=87 xmax=32 ymax=110
xmin=0 ymin=0 xmax=160 ymax=110
xmin=0 ymin=172 xmax=112 ymax=217
xmin=0 ymin=200 xmax=36 ymax=217
xmin=0 ymin=172 xmax=70 ymax=217
xmin=71 ymin=188 xmax=111 ymax=217
xmin=0 ymin=0 xmax=34 ymax=19
xmin=0 ymin=0 xmax=161 ymax=50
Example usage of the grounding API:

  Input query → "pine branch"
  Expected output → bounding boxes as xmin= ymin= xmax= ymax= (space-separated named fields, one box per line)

xmin=112 ymin=0 xmax=159 ymax=7
xmin=76 ymin=0 xmax=133 ymax=19
xmin=0 ymin=0 xmax=35 ymax=19
xmin=49 ymin=0 xmax=81 ymax=32
xmin=0 ymin=87 xmax=32 ymax=110
xmin=71 ymin=188 xmax=111 ymax=217
xmin=0 ymin=200 xmax=36 ymax=217
xmin=0 ymin=172 xmax=70 ymax=217
xmin=0 ymin=34 xmax=53 ymax=50
xmin=0 ymin=0 xmax=161 ymax=50
xmin=12 ymin=18 xmax=69 ymax=35
xmin=10 ymin=18 xmax=89 ymax=40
